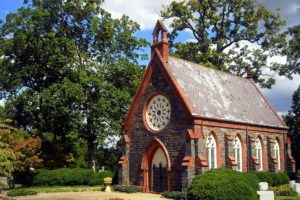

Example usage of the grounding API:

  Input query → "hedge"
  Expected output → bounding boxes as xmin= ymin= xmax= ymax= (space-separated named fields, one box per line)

xmin=270 ymin=184 xmax=298 ymax=196
xmin=32 ymin=168 xmax=114 ymax=186
xmin=112 ymin=185 xmax=142 ymax=193
xmin=187 ymin=168 xmax=259 ymax=200
xmin=249 ymin=172 xmax=289 ymax=186
xmin=7 ymin=189 xmax=38 ymax=197
xmin=162 ymin=191 xmax=187 ymax=200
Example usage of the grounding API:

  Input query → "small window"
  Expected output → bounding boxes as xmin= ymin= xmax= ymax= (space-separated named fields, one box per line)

xmin=255 ymin=138 xmax=263 ymax=171
xmin=233 ymin=136 xmax=242 ymax=172
xmin=274 ymin=140 xmax=280 ymax=170
xmin=206 ymin=134 xmax=217 ymax=169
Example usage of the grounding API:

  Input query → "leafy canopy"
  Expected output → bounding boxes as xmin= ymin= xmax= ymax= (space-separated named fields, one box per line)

xmin=161 ymin=0 xmax=286 ymax=88
xmin=0 ymin=0 xmax=148 ymax=168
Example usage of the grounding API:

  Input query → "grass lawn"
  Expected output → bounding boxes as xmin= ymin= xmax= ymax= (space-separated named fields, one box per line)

xmin=5 ymin=185 xmax=104 ymax=197
xmin=275 ymin=196 xmax=300 ymax=200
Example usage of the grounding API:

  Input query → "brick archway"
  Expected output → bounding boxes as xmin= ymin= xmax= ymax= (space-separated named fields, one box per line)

xmin=141 ymin=138 xmax=171 ymax=193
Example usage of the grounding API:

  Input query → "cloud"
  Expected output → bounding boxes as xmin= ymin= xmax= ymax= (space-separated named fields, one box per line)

xmin=102 ymin=0 xmax=174 ymax=30
xmin=259 ymin=0 xmax=300 ymax=29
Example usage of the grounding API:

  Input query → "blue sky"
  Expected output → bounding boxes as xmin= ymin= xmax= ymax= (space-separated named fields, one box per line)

xmin=1 ymin=0 xmax=300 ymax=114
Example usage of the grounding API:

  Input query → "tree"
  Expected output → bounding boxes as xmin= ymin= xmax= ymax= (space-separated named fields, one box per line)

xmin=161 ymin=0 xmax=286 ymax=88
xmin=281 ymin=25 xmax=300 ymax=78
xmin=0 ymin=0 xmax=147 ymax=168
xmin=285 ymin=86 xmax=300 ymax=169
xmin=0 ymin=142 xmax=15 ymax=178
xmin=0 ymin=118 xmax=42 ymax=172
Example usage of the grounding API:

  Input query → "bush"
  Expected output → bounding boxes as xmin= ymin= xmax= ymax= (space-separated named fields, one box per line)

xmin=88 ymin=171 xmax=114 ymax=186
xmin=112 ymin=185 xmax=142 ymax=193
xmin=7 ymin=189 xmax=37 ymax=197
xmin=32 ymin=168 xmax=114 ymax=186
xmin=250 ymin=172 xmax=290 ymax=187
xmin=162 ymin=191 xmax=187 ymax=200
xmin=270 ymin=184 xmax=298 ymax=196
xmin=187 ymin=168 xmax=259 ymax=200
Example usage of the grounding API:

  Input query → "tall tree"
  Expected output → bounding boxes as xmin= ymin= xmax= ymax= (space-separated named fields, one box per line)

xmin=280 ymin=25 xmax=300 ymax=78
xmin=0 ymin=0 xmax=147 ymax=168
xmin=161 ymin=0 xmax=286 ymax=88
xmin=285 ymin=86 xmax=300 ymax=169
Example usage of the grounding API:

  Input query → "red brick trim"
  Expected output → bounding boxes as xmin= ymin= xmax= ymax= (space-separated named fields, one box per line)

xmin=192 ymin=118 xmax=287 ymax=134
xmin=123 ymin=135 xmax=131 ymax=143
xmin=287 ymin=155 xmax=296 ymax=163
xmin=197 ymin=156 xmax=208 ymax=167
xmin=209 ymin=129 xmax=223 ymax=168
xmin=124 ymin=49 xmax=195 ymax=131
xmin=141 ymin=138 xmax=171 ymax=193
xmin=118 ymin=156 xmax=128 ymax=166
xmin=181 ymin=156 xmax=193 ymax=167
xmin=252 ymin=156 xmax=259 ymax=165
xmin=270 ymin=156 xmax=278 ymax=164
xmin=228 ymin=156 xmax=237 ymax=166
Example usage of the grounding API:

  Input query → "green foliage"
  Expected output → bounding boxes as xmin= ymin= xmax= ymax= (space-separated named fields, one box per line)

xmin=162 ymin=191 xmax=187 ymax=200
xmin=285 ymin=86 xmax=300 ymax=170
xmin=0 ymin=141 xmax=15 ymax=177
xmin=0 ymin=0 xmax=148 ymax=169
xmin=250 ymin=172 xmax=290 ymax=186
xmin=31 ymin=168 xmax=113 ymax=186
xmin=187 ymin=168 xmax=259 ymax=200
xmin=112 ymin=185 xmax=142 ymax=193
xmin=7 ymin=189 xmax=37 ymax=197
xmin=282 ymin=25 xmax=300 ymax=78
xmin=271 ymin=185 xmax=298 ymax=196
xmin=161 ymin=0 xmax=287 ymax=88
xmin=6 ymin=185 xmax=103 ymax=196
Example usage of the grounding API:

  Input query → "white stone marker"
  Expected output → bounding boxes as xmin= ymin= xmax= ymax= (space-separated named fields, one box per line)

xmin=289 ymin=180 xmax=296 ymax=188
xmin=259 ymin=182 xmax=269 ymax=191
xmin=257 ymin=191 xmax=274 ymax=200
xmin=293 ymin=183 xmax=300 ymax=194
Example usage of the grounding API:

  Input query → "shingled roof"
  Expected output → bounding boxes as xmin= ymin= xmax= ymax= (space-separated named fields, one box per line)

xmin=168 ymin=56 xmax=286 ymax=128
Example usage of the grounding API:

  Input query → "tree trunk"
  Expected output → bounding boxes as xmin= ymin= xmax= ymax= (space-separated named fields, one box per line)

xmin=87 ymin=138 xmax=96 ymax=171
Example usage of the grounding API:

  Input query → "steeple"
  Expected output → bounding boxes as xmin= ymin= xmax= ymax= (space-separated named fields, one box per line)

xmin=151 ymin=20 xmax=169 ymax=63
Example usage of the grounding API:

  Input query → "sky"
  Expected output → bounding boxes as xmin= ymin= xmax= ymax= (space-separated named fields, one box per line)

xmin=0 ymin=0 xmax=299 ymax=115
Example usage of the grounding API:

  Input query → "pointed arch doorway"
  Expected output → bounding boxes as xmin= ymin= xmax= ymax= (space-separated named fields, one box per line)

xmin=141 ymin=138 xmax=171 ymax=193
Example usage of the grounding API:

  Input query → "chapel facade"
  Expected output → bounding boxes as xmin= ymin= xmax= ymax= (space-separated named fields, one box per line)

xmin=118 ymin=20 xmax=295 ymax=192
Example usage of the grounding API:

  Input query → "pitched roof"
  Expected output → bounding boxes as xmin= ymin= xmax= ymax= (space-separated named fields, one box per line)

xmin=168 ymin=56 xmax=286 ymax=128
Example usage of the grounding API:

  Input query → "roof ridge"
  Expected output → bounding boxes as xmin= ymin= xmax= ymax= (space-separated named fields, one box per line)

xmin=169 ymin=55 xmax=249 ymax=81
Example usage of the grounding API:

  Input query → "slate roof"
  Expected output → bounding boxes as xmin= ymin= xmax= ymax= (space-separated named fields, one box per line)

xmin=168 ymin=56 xmax=285 ymax=128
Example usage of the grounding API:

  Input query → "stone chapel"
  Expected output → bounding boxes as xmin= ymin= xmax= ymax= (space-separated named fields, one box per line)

xmin=118 ymin=20 xmax=295 ymax=193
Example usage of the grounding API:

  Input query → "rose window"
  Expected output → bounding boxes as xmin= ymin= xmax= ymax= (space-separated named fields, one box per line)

xmin=145 ymin=95 xmax=171 ymax=131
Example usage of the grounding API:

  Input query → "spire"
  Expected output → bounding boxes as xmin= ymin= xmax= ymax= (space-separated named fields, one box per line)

xmin=151 ymin=20 xmax=169 ymax=63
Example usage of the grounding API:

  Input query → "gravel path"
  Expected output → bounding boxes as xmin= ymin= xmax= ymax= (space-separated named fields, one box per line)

xmin=13 ymin=191 xmax=169 ymax=200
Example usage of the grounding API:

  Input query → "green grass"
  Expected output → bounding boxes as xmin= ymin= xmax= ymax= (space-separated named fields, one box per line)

xmin=6 ymin=185 xmax=104 ymax=197
xmin=275 ymin=196 xmax=300 ymax=200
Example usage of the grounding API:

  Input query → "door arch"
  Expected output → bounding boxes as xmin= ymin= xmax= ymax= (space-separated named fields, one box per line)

xmin=141 ymin=138 xmax=171 ymax=192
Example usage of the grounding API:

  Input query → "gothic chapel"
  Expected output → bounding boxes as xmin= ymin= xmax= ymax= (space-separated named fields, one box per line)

xmin=118 ymin=20 xmax=295 ymax=192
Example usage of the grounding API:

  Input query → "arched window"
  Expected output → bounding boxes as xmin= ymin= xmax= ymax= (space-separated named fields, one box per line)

xmin=255 ymin=138 xmax=263 ymax=171
xmin=206 ymin=134 xmax=217 ymax=169
xmin=274 ymin=140 xmax=280 ymax=170
xmin=233 ymin=136 xmax=242 ymax=172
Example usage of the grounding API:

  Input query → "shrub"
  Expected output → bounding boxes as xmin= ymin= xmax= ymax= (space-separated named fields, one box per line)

xmin=32 ymin=168 xmax=114 ymax=186
xmin=88 ymin=171 xmax=114 ymax=186
xmin=250 ymin=172 xmax=290 ymax=187
xmin=162 ymin=191 xmax=187 ymax=200
xmin=7 ymin=189 xmax=37 ymax=197
xmin=270 ymin=184 xmax=298 ymax=196
xmin=187 ymin=168 xmax=259 ymax=200
xmin=112 ymin=185 xmax=142 ymax=193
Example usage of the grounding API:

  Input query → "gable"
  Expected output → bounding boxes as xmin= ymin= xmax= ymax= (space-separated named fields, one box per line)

xmin=168 ymin=56 xmax=286 ymax=128
xmin=124 ymin=50 xmax=194 ymax=131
